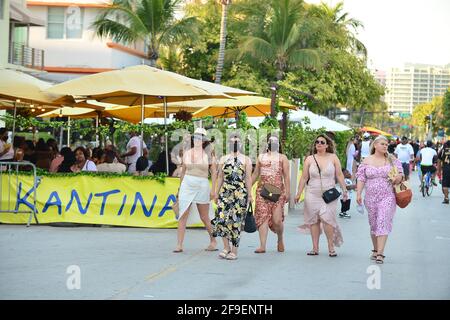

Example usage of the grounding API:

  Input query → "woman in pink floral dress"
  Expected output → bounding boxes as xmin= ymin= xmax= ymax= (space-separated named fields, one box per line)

xmin=252 ymin=135 xmax=290 ymax=253
xmin=356 ymin=135 xmax=405 ymax=264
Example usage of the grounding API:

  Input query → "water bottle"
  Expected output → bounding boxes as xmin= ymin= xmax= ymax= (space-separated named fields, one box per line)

xmin=357 ymin=204 xmax=364 ymax=215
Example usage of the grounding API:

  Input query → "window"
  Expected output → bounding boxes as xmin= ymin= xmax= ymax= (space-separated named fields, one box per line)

xmin=47 ymin=7 xmax=84 ymax=39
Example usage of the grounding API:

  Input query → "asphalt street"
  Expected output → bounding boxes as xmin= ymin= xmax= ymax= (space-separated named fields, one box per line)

xmin=1 ymin=171 xmax=449 ymax=299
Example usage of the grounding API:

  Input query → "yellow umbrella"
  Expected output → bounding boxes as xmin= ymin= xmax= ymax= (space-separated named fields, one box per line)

xmin=187 ymin=96 xmax=297 ymax=118
xmin=45 ymin=65 xmax=230 ymax=105
xmin=45 ymin=65 xmax=234 ymax=173
xmin=0 ymin=69 xmax=63 ymax=138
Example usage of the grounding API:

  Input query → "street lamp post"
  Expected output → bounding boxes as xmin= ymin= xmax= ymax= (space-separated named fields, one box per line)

xmin=427 ymin=114 xmax=433 ymax=141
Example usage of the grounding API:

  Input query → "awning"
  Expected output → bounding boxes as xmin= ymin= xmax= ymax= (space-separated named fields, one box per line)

xmin=10 ymin=1 xmax=46 ymax=26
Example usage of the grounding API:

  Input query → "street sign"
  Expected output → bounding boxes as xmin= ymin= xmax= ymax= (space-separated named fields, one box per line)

xmin=400 ymin=113 xmax=411 ymax=118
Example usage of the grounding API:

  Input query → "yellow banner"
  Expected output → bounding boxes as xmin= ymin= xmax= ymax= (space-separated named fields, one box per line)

xmin=0 ymin=175 xmax=201 ymax=228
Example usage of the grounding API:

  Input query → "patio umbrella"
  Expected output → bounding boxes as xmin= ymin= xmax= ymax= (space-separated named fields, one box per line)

xmin=361 ymin=126 xmax=393 ymax=137
xmin=45 ymin=65 xmax=232 ymax=174
xmin=190 ymin=96 xmax=297 ymax=118
xmin=0 ymin=69 xmax=63 ymax=139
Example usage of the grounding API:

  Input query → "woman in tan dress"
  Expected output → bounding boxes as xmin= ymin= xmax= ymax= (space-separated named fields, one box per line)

xmin=295 ymin=134 xmax=348 ymax=257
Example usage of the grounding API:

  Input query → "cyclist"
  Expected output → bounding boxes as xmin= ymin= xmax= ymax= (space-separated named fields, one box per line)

xmin=420 ymin=140 xmax=438 ymax=187
xmin=437 ymin=140 xmax=450 ymax=204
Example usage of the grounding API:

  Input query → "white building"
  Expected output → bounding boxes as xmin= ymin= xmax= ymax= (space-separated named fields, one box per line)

xmin=385 ymin=63 xmax=450 ymax=114
xmin=25 ymin=0 xmax=150 ymax=82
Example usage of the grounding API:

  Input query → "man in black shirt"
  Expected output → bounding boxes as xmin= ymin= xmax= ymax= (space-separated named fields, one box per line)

xmin=437 ymin=140 xmax=450 ymax=204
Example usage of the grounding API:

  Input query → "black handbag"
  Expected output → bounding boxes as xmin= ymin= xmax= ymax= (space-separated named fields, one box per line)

xmin=260 ymin=183 xmax=281 ymax=203
xmin=312 ymin=155 xmax=341 ymax=204
xmin=243 ymin=204 xmax=257 ymax=233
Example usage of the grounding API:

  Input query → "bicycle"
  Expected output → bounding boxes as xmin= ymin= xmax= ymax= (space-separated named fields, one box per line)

xmin=420 ymin=170 xmax=433 ymax=197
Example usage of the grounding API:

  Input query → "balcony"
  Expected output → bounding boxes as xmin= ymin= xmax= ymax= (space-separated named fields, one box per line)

xmin=8 ymin=42 xmax=45 ymax=70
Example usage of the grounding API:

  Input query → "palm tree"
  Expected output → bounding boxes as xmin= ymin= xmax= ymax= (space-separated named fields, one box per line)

xmin=315 ymin=1 xmax=366 ymax=57
xmin=214 ymin=0 xmax=232 ymax=84
xmin=236 ymin=0 xmax=321 ymax=138
xmin=92 ymin=0 xmax=197 ymax=66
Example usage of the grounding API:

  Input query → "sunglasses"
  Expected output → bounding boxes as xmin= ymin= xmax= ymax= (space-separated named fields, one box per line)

xmin=315 ymin=140 xmax=327 ymax=145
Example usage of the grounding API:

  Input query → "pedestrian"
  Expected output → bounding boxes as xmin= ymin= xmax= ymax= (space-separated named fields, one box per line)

xmin=211 ymin=134 xmax=253 ymax=260
xmin=173 ymin=128 xmax=217 ymax=253
xmin=387 ymin=139 xmax=397 ymax=154
xmin=50 ymin=147 xmax=72 ymax=173
xmin=339 ymin=169 xmax=356 ymax=219
xmin=252 ymin=134 xmax=290 ymax=253
xmin=121 ymin=131 xmax=148 ymax=174
xmin=394 ymin=136 xmax=414 ymax=180
xmin=437 ymin=140 xmax=450 ymax=204
xmin=345 ymin=136 xmax=357 ymax=179
xmin=360 ymin=133 xmax=372 ymax=161
xmin=356 ymin=135 xmax=404 ymax=264
xmin=295 ymin=134 xmax=347 ymax=257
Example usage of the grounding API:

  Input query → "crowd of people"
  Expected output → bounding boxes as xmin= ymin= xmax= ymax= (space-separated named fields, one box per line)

xmin=173 ymin=128 xmax=449 ymax=264
xmin=2 ymin=126 xmax=449 ymax=263
xmin=0 ymin=128 xmax=180 ymax=177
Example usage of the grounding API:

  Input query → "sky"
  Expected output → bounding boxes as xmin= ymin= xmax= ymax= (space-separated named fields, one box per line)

xmin=305 ymin=0 xmax=450 ymax=70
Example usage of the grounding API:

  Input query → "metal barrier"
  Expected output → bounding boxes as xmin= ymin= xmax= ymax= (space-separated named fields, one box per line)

xmin=0 ymin=161 xmax=40 ymax=227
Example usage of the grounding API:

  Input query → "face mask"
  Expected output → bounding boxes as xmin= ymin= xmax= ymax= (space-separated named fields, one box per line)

xmin=268 ymin=141 xmax=279 ymax=152
xmin=230 ymin=141 xmax=241 ymax=153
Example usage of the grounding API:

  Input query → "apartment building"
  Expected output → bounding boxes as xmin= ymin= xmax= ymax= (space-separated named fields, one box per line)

xmin=24 ymin=0 xmax=150 ymax=82
xmin=385 ymin=63 xmax=450 ymax=114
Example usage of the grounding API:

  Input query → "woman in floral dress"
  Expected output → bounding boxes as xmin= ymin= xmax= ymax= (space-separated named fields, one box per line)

xmin=212 ymin=135 xmax=253 ymax=260
xmin=252 ymin=135 xmax=290 ymax=253
xmin=356 ymin=135 xmax=404 ymax=264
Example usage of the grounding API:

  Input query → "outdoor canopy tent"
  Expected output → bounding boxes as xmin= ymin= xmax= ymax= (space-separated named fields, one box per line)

xmin=247 ymin=109 xmax=352 ymax=131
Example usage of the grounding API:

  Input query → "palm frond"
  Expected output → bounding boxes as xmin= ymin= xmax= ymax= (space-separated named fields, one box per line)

xmin=238 ymin=36 xmax=276 ymax=63
xmin=288 ymin=48 xmax=321 ymax=69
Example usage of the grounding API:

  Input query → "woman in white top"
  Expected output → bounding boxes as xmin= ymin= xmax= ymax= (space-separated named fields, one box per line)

xmin=345 ymin=137 xmax=357 ymax=179
xmin=71 ymin=147 xmax=97 ymax=172
xmin=173 ymin=128 xmax=217 ymax=253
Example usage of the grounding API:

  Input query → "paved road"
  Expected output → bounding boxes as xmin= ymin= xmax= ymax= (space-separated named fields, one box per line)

xmin=1 ymin=171 xmax=449 ymax=299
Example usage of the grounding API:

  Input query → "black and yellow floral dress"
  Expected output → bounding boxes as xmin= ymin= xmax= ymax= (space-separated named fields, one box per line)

xmin=211 ymin=156 xmax=248 ymax=247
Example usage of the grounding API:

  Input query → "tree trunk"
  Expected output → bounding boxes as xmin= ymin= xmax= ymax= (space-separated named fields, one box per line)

xmin=215 ymin=2 xmax=230 ymax=84
xmin=270 ymin=82 xmax=278 ymax=118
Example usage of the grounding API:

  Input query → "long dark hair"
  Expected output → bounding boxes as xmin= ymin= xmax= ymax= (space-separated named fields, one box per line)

xmin=266 ymin=133 xmax=283 ymax=153
xmin=311 ymin=134 xmax=335 ymax=154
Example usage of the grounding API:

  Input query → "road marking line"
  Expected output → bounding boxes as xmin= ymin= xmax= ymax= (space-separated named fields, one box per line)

xmin=107 ymin=249 xmax=205 ymax=299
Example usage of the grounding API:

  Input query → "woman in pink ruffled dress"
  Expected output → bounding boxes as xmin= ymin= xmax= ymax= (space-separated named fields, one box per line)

xmin=356 ymin=135 xmax=404 ymax=264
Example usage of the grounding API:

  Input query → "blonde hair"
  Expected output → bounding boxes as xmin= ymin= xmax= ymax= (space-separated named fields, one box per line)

xmin=370 ymin=135 xmax=389 ymax=157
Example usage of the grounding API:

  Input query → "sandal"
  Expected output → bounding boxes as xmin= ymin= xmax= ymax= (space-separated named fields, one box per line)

xmin=307 ymin=250 xmax=319 ymax=256
xmin=329 ymin=251 xmax=338 ymax=257
xmin=219 ymin=249 xmax=231 ymax=259
xmin=376 ymin=254 xmax=385 ymax=264
xmin=370 ymin=250 xmax=377 ymax=260
xmin=254 ymin=248 xmax=266 ymax=254
xmin=205 ymin=244 xmax=218 ymax=251
xmin=225 ymin=252 xmax=238 ymax=260
xmin=173 ymin=248 xmax=183 ymax=253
